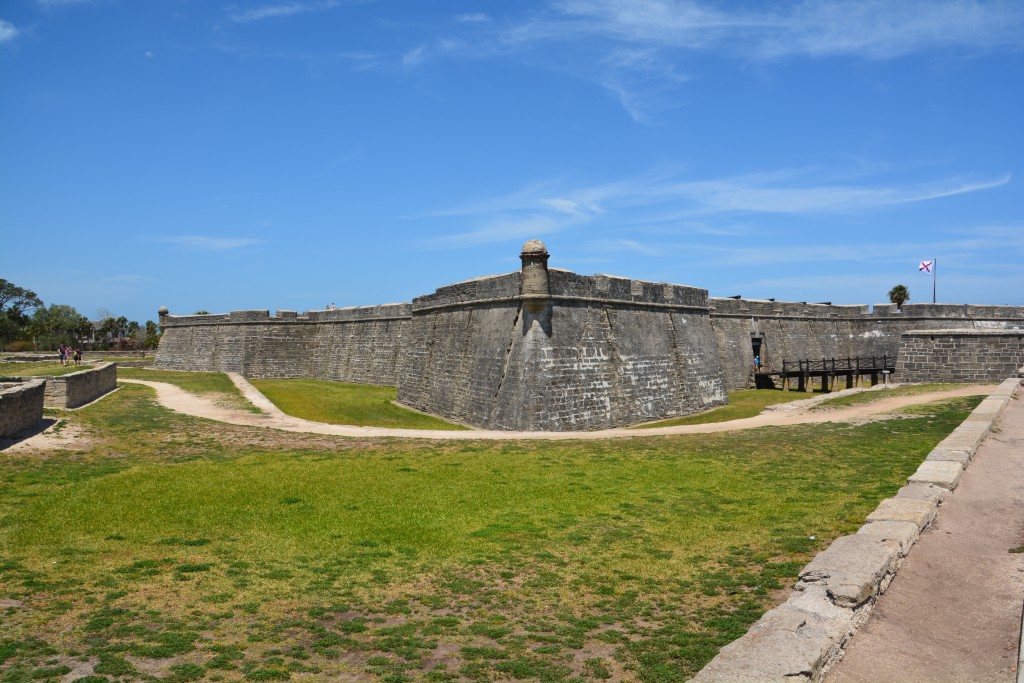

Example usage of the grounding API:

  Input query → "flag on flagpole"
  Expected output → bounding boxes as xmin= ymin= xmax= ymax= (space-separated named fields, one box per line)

xmin=919 ymin=260 xmax=934 ymax=273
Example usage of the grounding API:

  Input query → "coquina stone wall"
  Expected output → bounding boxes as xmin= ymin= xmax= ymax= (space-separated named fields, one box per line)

xmin=710 ymin=299 xmax=1024 ymax=389
xmin=0 ymin=379 xmax=45 ymax=437
xmin=153 ymin=240 xmax=1024 ymax=430
xmin=156 ymin=305 xmax=411 ymax=385
xmin=896 ymin=329 xmax=1024 ymax=383
xmin=41 ymin=363 xmax=118 ymax=408
xmin=396 ymin=244 xmax=727 ymax=431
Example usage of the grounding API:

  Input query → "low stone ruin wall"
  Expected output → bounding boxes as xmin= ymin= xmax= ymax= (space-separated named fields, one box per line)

xmin=0 ymin=379 xmax=45 ymax=437
xmin=897 ymin=329 xmax=1024 ymax=383
xmin=41 ymin=363 xmax=118 ymax=408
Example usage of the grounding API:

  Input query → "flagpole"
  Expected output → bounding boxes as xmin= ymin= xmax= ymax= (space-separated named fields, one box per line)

xmin=933 ymin=257 xmax=937 ymax=304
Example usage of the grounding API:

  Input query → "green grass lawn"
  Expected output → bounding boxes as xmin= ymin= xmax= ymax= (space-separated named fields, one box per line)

xmin=811 ymin=383 xmax=969 ymax=411
xmin=634 ymin=389 xmax=817 ymax=428
xmin=117 ymin=367 xmax=260 ymax=413
xmin=0 ymin=381 xmax=985 ymax=682
xmin=251 ymin=378 xmax=468 ymax=430
xmin=0 ymin=361 xmax=96 ymax=377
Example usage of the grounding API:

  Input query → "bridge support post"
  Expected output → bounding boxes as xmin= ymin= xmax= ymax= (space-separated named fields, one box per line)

xmin=846 ymin=373 xmax=854 ymax=389
xmin=798 ymin=375 xmax=806 ymax=392
xmin=870 ymin=372 xmax=879 ymax=386
xmin=821 ymin=375 xmax=829 ymax=393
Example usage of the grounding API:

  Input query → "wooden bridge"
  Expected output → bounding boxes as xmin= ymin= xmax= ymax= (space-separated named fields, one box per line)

xmin=757 ymin=356 xmax=896 ymax=392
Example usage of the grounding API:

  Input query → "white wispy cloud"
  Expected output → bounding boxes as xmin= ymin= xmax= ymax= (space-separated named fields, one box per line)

xmin=0 ymin=19 xmax=18 ymax=45
xmin=758 ymin=0 xmax=1024 ymax=60
xmin=159 ymin=236 xmax=264 ymax=250
xmin=35 ymin=0 xmax=91 ymax=8
xmin=228 ymin=1 xmax=340 ymax=24
xmin=423 ymin=215 xmax=571 ymax=248
xmin=402 ymin=44 xmax=428 ymax=69
xmin=480 ymin=1 xmax=1024 ymax=121
xmin=516 ymin=0 xmax=1024 ymax=58
xmin=420 ymin=167 xmax=1011 ymax=247
xmin=456 ymin=13 xmax=491 ymax=23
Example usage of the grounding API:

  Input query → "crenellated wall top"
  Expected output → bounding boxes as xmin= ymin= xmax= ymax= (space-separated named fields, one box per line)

xmin=160 ymin=303 xmax=412 ymax=327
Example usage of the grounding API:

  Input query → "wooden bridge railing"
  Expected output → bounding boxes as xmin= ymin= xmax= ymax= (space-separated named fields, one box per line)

xmin=779 ymin=356 xmax=893 ymax=377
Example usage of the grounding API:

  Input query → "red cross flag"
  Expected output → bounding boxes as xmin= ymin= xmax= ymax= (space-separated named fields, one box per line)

xmin=919 ymin=260 xmax=934 ymax=273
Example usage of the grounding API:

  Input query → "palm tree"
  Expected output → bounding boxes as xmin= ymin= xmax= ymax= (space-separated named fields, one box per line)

xmin=888 ymin=284 xmax=910 ymax=310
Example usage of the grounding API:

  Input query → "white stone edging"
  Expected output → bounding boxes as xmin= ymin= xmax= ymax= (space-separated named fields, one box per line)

xmin=689 ymin=377 xmax=1022 ymax=683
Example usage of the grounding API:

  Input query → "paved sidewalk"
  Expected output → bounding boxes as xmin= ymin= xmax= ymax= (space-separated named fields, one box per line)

xmin=827 ymin=393 xmax=1024 ymax=683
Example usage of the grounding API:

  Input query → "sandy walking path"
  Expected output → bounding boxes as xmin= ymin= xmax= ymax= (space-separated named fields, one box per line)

xmin=115 ymin=376 xmax=996 ymax=441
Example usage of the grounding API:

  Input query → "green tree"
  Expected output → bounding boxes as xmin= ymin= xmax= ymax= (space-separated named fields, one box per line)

xmin=0 ymin=279 xmax=44 ymax=349
xmin=888 ymin=284 xmax=910 ymax=310
xmin=143 ymin=320 xmax=162 ymax=349
xmin=29 ymin=304 xmax=91 ymax=351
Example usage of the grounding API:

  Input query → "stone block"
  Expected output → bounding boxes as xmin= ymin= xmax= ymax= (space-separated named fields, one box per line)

xmin=856 ymin=521 xmax=921 ymax=556
xmin=690 ymin=586 xmax=858 ymax=683
xmin=925 ymin=446 xmax=972 ymax=465
xmin=907 ymin=460 xmax=964 ymax=490
xmin=894 ymin=482 xmax=947 ymax=507
xmin=797 ymin=534 xmax=901 ymax=608
xmin=865 ymin=497 xmax=938 ymax=529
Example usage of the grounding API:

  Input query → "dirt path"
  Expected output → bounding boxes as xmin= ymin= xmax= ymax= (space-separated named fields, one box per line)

xmin=826 ymin=388 xmax=1024 ymax=683
xmin=111 ymin=377 xmax=995 ymax=441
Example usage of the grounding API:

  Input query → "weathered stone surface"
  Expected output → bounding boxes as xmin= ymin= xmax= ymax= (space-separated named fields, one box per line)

xmin=907 ymin=460 xmax=964 ymax=490
xmin=39 ymin=363 xmax=117 ymax=408
xmin=856 ymin=521 xmax=921 ymax=556
xmin=397 ymin=269 xmax=729 ymax=431
xmin=896 ymin=329 xmax=1024 ymax=384
xmin=690 ymin=586 xmax=859 ymax=683
xmin=157 ymin=305 xmax=411 ymax=385
xmin=797 ymin=535 xmax=901 ymax=608
xmin=894 ymin=482 xmax=947 ymax=505
xmin=712 ymin=301 xmax=1024 ymax=390
xmin=865 ymin=497 xmax=938 ymax=529
xmin=154 ymin=244 xmax=1024 ymax=427
xmin=926 ymin=446 xmax=972 ymax=465
xmin=0 ymin=379 xmax=45 ymax=437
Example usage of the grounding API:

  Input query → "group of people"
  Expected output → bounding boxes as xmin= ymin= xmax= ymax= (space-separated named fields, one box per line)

xmin=58 ymin=343 xmax=82 ymax=367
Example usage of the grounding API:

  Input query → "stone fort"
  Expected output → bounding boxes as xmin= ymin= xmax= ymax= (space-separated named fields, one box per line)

xmin=156 ymin=240 xmax=1024 ymax=431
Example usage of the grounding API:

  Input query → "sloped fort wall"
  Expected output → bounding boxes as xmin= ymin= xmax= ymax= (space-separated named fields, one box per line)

xmin=396 ymin=243 xmax=728 ymax=431
xmin=156 ymin=241 xmax=1024 ymax=429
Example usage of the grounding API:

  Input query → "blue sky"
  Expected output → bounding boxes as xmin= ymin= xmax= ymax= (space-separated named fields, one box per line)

xmin=2 ymin=0 xmax=1022 ymax=324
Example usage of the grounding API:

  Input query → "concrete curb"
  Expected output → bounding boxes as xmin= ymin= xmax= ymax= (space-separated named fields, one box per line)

xmin=689 ymin=378 xmax=1022 ymax=683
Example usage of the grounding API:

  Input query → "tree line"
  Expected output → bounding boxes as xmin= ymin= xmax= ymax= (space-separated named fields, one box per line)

xmin=0 ymin=278 xmax=161 ymax=352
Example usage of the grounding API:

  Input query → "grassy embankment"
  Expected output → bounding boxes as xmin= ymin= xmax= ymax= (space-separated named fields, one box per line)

xmin=116 ymin=368 xmax=261 ymax=413
xmin=251 ymin=378 xmax=467 ymax=431
xmin=809 ymin=383 xmax=969 ymax=411
xmin=635 ymin=389 xmax=815 ymax=428
xmin=0 ymin=378 xmax=986 ymax=682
